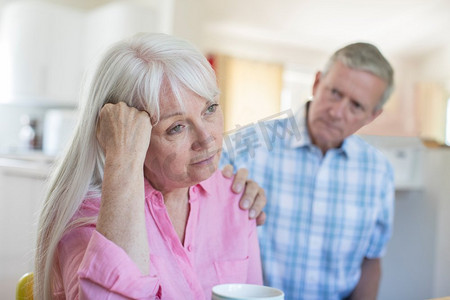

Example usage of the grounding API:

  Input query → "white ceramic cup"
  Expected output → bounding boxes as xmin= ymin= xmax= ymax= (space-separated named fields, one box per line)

xmin=212 ymin=283 xmax=284 ymax=300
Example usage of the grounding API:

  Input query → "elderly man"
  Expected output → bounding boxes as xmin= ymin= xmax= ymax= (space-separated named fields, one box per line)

xmin=222 ymin=42 xmax=395 ymax=300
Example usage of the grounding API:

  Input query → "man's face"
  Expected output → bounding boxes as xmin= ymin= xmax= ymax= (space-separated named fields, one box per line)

xmin=308 ymin=61 xmax=387 ymax=153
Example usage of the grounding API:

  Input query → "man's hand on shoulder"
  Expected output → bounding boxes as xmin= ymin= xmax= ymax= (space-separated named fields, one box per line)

xmin=222 ymin=164 xmax=267 ymax=226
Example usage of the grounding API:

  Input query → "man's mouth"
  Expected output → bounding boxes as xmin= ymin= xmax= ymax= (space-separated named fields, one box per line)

xmin=319 ymin=119 xmax=340 ymax=132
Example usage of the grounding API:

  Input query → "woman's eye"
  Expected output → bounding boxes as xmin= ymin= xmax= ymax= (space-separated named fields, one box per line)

xmin=206 ymin=103 xmax=219 ymax=114
xmin=168 ymin=124 xmax=184 ymax=135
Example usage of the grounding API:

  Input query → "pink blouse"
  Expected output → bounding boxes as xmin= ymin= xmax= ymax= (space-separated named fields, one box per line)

xmin=54 ymin=170 xmax=262 ymax=299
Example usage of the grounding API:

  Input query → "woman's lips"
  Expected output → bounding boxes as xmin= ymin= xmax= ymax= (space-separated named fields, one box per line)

xmin=191 ymin=150 xmax=220 ymax=165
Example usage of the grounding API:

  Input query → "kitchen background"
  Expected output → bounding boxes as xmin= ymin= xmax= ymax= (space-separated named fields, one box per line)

xmin=1 ymin=0 xmax=450 ymax=299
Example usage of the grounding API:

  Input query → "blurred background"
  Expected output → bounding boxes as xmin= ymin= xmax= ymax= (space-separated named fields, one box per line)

xmin=0 ymin=0 xmax=450 ymax=299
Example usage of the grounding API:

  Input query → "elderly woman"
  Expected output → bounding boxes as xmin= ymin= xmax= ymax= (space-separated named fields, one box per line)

xmin=34 ymin=33 xmax=264 ymax=299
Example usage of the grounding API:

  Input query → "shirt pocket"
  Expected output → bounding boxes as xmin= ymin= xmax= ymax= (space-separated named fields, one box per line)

xmin=213 ymin=256 xmax=249 ymax=284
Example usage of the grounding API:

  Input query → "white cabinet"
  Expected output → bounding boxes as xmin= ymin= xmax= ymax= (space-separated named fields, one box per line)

xmin=0 ymin=0 xmax=83 ymax=105
xmin=84 ymin=1 xmax=165 ymax=66
xmin=360 ymin=135 xmax=425 ymax=190
xmin=0 ymin=160 xmax=49 ymax=298
xmin=0 ymin=0 xmax=173 ymax=106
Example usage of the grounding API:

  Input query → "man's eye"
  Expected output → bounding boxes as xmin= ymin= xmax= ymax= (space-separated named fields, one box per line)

xmin=331 ymin=88 xmax=341 ymax=97
xmin=206 ymin=103 xmax=219 ymax=114
xmin=168 ymin=124 xmax=184 ymax=135
xmin=351 ymin=101 xmax=363 ymax=111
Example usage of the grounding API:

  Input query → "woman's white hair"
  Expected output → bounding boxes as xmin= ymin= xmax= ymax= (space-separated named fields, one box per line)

xmin=34 ymin=32 xmax=219 ymax=299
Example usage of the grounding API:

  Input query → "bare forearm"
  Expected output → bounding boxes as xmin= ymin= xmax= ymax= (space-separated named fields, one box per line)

xmin=96 ymin=156 xmax=149 ymax=275
xmin=348 ymin=258 xmax=381 ymax=300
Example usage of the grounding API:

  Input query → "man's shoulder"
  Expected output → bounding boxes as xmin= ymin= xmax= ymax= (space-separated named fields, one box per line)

xmin=347 ymin=135 xmax=393 ymax=170
xmin=347 ymin=135 xmax=384 ymax=155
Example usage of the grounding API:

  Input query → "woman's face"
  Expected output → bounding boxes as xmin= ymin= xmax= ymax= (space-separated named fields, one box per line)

xmin=143 ymin=88 xmax=223 ymax=192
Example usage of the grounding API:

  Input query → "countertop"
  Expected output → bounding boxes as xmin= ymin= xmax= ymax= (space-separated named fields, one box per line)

xmin=0 ymin=151 xmax=55 ymax=178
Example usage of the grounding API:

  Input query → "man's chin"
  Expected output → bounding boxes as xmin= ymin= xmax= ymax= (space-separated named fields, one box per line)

xmin=314 ymin=134 xmax=343 ymax=151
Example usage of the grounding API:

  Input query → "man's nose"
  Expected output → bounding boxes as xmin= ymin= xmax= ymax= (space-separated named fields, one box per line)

xmin=329 ymin=99 xmax=347 ymax=119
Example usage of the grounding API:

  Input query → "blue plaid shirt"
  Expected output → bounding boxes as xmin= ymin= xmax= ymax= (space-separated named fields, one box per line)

xmin=220 ymin=107 xmax=394 ymax=300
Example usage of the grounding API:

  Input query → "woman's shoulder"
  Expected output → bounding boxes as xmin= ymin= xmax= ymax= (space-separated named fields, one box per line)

xmin=201 ymin=170 xmax=241 ymax=202
xmin=71 ymin=191 xmax=102 ymax=221
xmin=59 ymin=192 xmax=101 ymax=247
xmin=199 ymin=170 xmax=250 ymax=220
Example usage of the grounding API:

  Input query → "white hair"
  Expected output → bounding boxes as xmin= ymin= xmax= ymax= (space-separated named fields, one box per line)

xmin=34 ymin=33 xmax=219 ymax=299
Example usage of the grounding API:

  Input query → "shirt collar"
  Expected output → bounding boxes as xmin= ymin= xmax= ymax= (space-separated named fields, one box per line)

xmin=289 ymin=101 xmax=356 ymax=159
xmin=289 ymin=101 xmax=313 ymax=148
xmin=339 ymin=135 xmax=359 ymax=158
xmin=144 ymin=172 xmax=215 ymax=203
xmin=195 ymin=173 xmax=215 ymax=195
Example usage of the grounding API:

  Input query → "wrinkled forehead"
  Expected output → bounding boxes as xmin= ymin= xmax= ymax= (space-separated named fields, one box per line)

xmin=152 ymin=86 xmax=213 ymax=124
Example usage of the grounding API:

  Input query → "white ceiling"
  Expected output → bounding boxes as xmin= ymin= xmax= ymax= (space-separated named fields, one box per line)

xmin=201 ymin=0 xmax=450 ymax=58
xmin=2 ymin=0 xmax=450 ymax=58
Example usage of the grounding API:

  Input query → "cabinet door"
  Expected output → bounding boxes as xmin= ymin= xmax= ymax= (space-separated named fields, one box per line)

xmin=84 ymin=2 xmax=159 ymax=64
xmin=0 ymin=170 xmax=47 ymax=280
xmin=43 ymin=4 xmax=84 ymax=104
xmin=0 ymin=1 xmax=83 ymax=105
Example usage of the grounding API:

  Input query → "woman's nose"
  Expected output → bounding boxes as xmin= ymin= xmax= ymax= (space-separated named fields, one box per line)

xmin=191 ymin=126 xmax=214 ymax=151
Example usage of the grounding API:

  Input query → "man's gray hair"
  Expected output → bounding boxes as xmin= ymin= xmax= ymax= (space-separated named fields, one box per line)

xmin=322 ymin=42 xmax=394 ymax=109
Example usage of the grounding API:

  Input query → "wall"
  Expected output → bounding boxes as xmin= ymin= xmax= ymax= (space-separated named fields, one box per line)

xmin=379 ymin=190 xmax=436 ymax=300
xmin=413 ymin=46 xmax=450 ymax=144
xmin=425 ymin=149 xmax=450 ymax=297
xmin=214 ymin=55 xmax=283 ymax=131
xmin=83 ymin=1 xmax=164 ymax=67
xmin=172 ymin=0 xmax=202 ymax=46
xmin=416 ymin=44 xmax=450 ymax=83
xmin=415 ymin=82 xmax=448 ymax=143
xmin=358 ymin=57 xmax=421 ymax=137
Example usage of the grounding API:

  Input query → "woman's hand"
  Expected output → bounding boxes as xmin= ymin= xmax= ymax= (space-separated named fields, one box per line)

xmin=96 ymin=102 xmax=152 ymax=275
xmin=97 ymin=102 xmax=152 ymax=164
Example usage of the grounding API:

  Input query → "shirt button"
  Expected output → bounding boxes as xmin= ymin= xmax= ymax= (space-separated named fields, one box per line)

xmin=187 ymin=245 xmax=193 ymax=252
xmin=192 ymin=186 xmax=198 ymax=193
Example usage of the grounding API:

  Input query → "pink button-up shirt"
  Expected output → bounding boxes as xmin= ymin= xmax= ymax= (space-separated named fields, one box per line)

xmin=55 ymin=170 xmax=262 ymax=299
